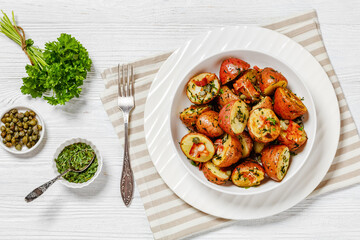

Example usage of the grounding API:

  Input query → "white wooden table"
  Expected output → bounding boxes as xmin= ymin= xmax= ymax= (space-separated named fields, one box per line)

xmin=1 ymin=1 xmax=360 ymax=239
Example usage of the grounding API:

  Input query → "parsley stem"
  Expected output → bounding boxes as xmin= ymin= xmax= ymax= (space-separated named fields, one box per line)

xmin=0 ymin=11 xmax=46 ymax=68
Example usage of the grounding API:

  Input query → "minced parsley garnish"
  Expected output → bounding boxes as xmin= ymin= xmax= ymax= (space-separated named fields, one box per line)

xmin=55 ymin=143 xmax=98 ymax=183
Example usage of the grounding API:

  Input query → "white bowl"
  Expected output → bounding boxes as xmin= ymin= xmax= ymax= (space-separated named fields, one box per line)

xmin=52 ymin=138 xmax=103 ymax=188
xmin=0 ymin=105 xmax=46 ymax=155
xmin=170 ymin=50 xmax=317 ymax=195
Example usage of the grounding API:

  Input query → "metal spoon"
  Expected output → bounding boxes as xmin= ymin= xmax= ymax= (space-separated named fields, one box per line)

xmin=25 ymin=151 xmax=95 ymax=202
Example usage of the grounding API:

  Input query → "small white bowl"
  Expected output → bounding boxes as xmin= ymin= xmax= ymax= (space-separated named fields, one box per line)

xmin=52 ymin=138 xmax=103 ymax=188
xmin=0 ymin=105 xmax=46 ymax=155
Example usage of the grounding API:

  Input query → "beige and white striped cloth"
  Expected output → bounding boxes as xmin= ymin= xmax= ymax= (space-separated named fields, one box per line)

xmin=100 ymin=10 xmax=360 ymax=240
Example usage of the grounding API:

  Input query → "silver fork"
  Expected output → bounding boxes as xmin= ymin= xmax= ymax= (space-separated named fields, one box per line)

xmin=117 ymin=64 xmax=135 ymax=207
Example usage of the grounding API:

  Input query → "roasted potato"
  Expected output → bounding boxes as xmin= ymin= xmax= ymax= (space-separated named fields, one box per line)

xmin=180 ymin=133 xmax=215 ymax=162
xmin=212 ymin=134 xmax=242 ymax=167
xmin=186 ymin=73 xmax=220 ymax=105
xmin=273 ymin=87 xmax=307 ymax=120
xmin=233 ymin=70 xmax=261 ymax=102
xmin=261 ymin=145 xmax=290 ymax=182
xmin=180 ymin=105 xmax=212 ymax=128
xmin=258 ymin=67 xmax=288 ymax=95
xmin=278 ymin=120 xmax=307 ymax=151
xmin=231 ymin=160 xmax=265 ymax=187
xmin=202 ymin=161 xmax=231 ymax=185
xmin=237 ymin=131 xmax=253 ymax=158
xmin=247 ymin=108 xmax=280 ymax=143
xmin=253 ymin=141 xmax=267 ymax=154
xmin=219 ymin=57 xmax=250 ymax=85
xmin=196 ymin=111 xmax=224 ymax=138
xmin=217 ymin=85 xmax=240 ymax=108
xmin=219 ymin=100 xmax=250 ymax=136
xmin=252 ymin=96 xmax=273 ymax=111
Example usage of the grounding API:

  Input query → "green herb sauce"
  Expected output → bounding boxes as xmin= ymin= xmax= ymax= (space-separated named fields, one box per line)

xmin=55 ymin=143 xmax=98 ymax=183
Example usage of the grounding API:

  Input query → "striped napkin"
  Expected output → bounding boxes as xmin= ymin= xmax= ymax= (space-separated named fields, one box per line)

xmin=100 ymin=10 xmax=360 ymax=240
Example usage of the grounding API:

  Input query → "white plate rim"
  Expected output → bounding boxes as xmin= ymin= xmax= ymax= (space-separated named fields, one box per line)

xmin=144 ymin=26 xmax=340 ymax=220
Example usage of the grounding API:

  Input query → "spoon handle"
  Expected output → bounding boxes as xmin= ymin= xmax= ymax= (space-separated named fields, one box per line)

xmin=25 ymin=169 xmax=70 ymax=203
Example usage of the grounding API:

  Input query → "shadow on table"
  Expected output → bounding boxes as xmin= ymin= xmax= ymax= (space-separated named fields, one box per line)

xmin=65 ymin=161 xmax=109 ymax=198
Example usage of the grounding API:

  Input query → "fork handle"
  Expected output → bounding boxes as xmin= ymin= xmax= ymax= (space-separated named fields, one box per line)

xmin=120 ymin=113 xmax=134 ymax=207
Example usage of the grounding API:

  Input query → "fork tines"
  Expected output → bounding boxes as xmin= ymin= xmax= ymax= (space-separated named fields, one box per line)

xmin=117 ymin=64 xmax=134 ymax=98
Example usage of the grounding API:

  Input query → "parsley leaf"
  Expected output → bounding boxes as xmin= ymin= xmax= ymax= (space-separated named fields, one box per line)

xmin=21 ymin=33 xmax=92 ymax=105
xmin=0 ymin=12 xmax=92 ymax=105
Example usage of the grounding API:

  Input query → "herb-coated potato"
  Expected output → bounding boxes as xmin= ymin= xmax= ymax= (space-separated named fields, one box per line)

xmin=237 ymin=131 xmax=253 ymax=158
xmin=217 ymin=85 xmax=240 ymax=108
xmin=219 ymin=57 xmax=250 ymax=85
xmin=233 ymin=71 xmax=261 ymax=102
xmin=231 ymin=160 xmax=265 ymax=187
xmin=241 ymin=69 xmax=259 ymax=84
xmin=252 ymin=96 xmax=273 ymax=111
xmin=219 ymin=100 xmax=250 ymax=136
xmin=261 ymin=145 xmax=290 ymax=182
xmin=202 ymin=161 xmax=231 ymax=185
xmin=196 ymin=111 xmax=224 ymax=138
xmin=212 ymin=134 xmax=242 ymax=167
xmin=258 ymin=67 xmax=288 ymax=95
xmin=247 ymin=108 xmax=280 ymax=143
xmin=186 ymin=73 xmax=220 ymax=105
xmin=180 ymin=105 xmax=212 ymax=128
xmin=273 ymin=87 xmax=307 ymax=120
xmin=278 ymin=120 xmax=307 ymax=151
xmin=180 ymin=133 xmax=215 ymax=162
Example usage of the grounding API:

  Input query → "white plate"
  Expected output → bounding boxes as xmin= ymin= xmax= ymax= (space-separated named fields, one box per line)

xmin=52 ymin=138 xmax=103 ymax=188
xmin=170 ymin=49 xmax=317 ymax=195
xmin=0 ymin=106 xmax=46 ymax=155
xmin=144 ymin=26 xmax=340 ymax=219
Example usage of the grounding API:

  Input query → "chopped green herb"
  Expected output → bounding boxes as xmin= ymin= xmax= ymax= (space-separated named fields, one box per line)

xmin=267 ymin=117 xmax=277 ymax=125
xmin=55 ymin=143 xmax=98 ymax=183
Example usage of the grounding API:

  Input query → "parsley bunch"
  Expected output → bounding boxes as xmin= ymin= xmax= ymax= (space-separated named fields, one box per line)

xmin=0 ymin=11 xmax=92 ymax=105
